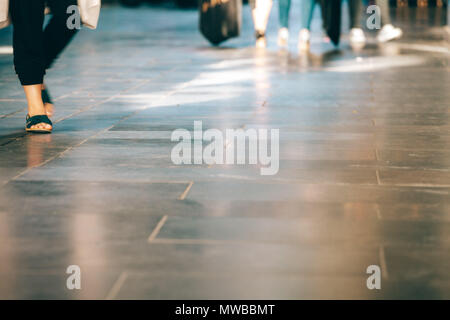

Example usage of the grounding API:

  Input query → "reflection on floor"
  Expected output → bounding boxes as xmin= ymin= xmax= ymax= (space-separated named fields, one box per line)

xmin=0 ymin=6 xmax=449 ymax=299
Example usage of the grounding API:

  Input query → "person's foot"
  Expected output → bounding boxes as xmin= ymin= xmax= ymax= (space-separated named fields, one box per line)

xmin=322 ymin=29 xmax=331 ymax=43
xmin=42 ymin=85 xmax=54 ymax=117
xmin=27 ymin=105 xmax=52 ymax=131
xmin=349 ymin=28 xmax=366 ymax=45
xmin=298 ymin=29 xmax=310 ymax=52
xmin=377 ymin=24 xmax=403 ymax=43
xmin=277 ymin=28 xmax=289 ymax=48
xmin=255 ymin=31 xmax=266 ymax=48
xmin=44 ymin=101 xmax=54 ymax=118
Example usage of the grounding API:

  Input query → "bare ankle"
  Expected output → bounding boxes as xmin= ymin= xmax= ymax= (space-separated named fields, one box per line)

xmin=28 ymin=104 xmax=46 ymax=117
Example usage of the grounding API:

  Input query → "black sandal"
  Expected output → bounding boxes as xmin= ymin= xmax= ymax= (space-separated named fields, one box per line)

xmin=26 ymin=114 xmax=53 ymax=133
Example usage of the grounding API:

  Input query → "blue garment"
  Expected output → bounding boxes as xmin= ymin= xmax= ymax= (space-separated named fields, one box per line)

xmin=278 ymin=0 xmax=316 ymax=30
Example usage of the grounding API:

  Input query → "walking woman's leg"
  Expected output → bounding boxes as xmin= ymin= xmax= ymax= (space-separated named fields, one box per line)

xmin=348 ymin=0 xmax=362 ymax=29
xmin=44 ymin=0 xmax=79 ymax=70
xmin=376 ymin=0 xmax=403 ymax=42
xmin=300 ymin=0 xmax=315 ymax=30
xmin=348 ymin=0 xmax=366 ymax=44
xmin=41 ymin=0 xmax=79 ymax=116
xmin=252 ymin=0 xmax=273 ymax=33
xmin=376 ymin=0 xmax=392 ymax=26
xmin=278 ymin=0 xmax=291 ymax=47
xmin=298 ymin=0 xmax=315 ymax=51
xmin=10 ymin=0 xmax=51 ymax=131
xmin=279 ymin=0 xmax=291 ymax=29
xmin=252 ymin=0 xmax=273 ymax=47
xmin=320 ymin=0 xmax=328 ymax=31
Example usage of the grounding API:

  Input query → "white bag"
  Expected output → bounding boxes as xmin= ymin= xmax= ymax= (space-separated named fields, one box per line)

xmin=78 ymin=0 xmax=101 ymax=29
xmin=0 ymin=0 xmax=9 ymax=29
xmin=0 ymin=0 xmax=101 ymax=30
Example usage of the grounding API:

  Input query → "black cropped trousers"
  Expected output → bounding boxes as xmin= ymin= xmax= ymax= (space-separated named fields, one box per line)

xmin=10 ymin=0 xmax=78 ymax=85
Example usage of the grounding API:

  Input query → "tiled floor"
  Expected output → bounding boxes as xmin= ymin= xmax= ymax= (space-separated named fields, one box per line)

xmin=0 ymin=5 xmax=449 ymax=299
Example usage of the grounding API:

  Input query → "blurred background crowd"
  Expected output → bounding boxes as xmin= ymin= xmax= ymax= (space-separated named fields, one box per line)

xmin=110 ymin=0 xmax=449 ymax=48
xmin=115 ymin=0 xmax=448 ymax=10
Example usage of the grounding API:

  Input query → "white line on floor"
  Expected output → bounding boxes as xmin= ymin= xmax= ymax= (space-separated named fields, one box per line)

xmin=105 ymin=271 xmax=128 ymax=300
xmin=178 ymin=181 xmax=194 ymax=200
xmin=147 ymin=215 xmax=168 ymax=243
xmin=375 ymin=204 xmax=382 ymax=220
xmin=375 ymin=148 xmax=380 ymax=161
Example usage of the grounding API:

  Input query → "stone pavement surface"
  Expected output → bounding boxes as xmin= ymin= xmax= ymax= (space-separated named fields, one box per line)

xmin=0 ymin=5 xmax=449 ymax=299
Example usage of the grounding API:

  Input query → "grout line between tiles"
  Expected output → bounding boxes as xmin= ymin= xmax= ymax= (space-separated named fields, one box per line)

xmin=105 ymin=271 xmax=128 ymax=300
xmin=178 ymin=181 xmax=194 ymax=200
xmin=148 ymin=215 xmax=168 ymax=243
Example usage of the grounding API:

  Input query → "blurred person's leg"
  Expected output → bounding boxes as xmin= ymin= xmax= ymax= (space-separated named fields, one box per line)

xmin=300 ymin=0 xmax=315 ymax=30
xmin=376 ymin=0 xmax=403 ymax=42
xmin=299 ymin=0 xmax=316 ymax=51
xmin=251 ymin=0 xmax=273 ymax=48
xmin=447 ymin=0 xmax=449 ymax=27
xmin=348 ymin=0 xmax=366 ymax=44
xmin=377 ymin=0 xmax=391 ymax=25
xmin=444 ymin=0 xmax=450 ymax=39
xmin=43 ymin=0 xmax=79 ymax=116
xmin=278 ymin=0 xmax=291 ymax=47
xmin=10 ymin=0 xmax=51 ymax=131
xmin=279 ymin=0 xmax=291 ymax=29
xmin=318 ymin=0 xmax=331 ymax=43
xmin=320 ymin=0 xmax=328 ymax=30
xmin=44 ymin=0 xmax=79 ymax=69
xmin=348 ymin=0 xmax=362 ymax=29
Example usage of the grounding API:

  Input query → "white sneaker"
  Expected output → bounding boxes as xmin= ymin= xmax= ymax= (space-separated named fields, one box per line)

xmin=298 ymin=29 xmax=310 ymax=52
xmin=349 ymin=28 xmax=366 ymax=45
xmin=278 ymin=28 xmax=289 ymax=48
xmin=377 ymin=24 xmax=403 ymax=43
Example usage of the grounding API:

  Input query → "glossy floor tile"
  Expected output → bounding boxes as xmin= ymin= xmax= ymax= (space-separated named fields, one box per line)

xmin=0 ymin=5 xmax=449 ymax=299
